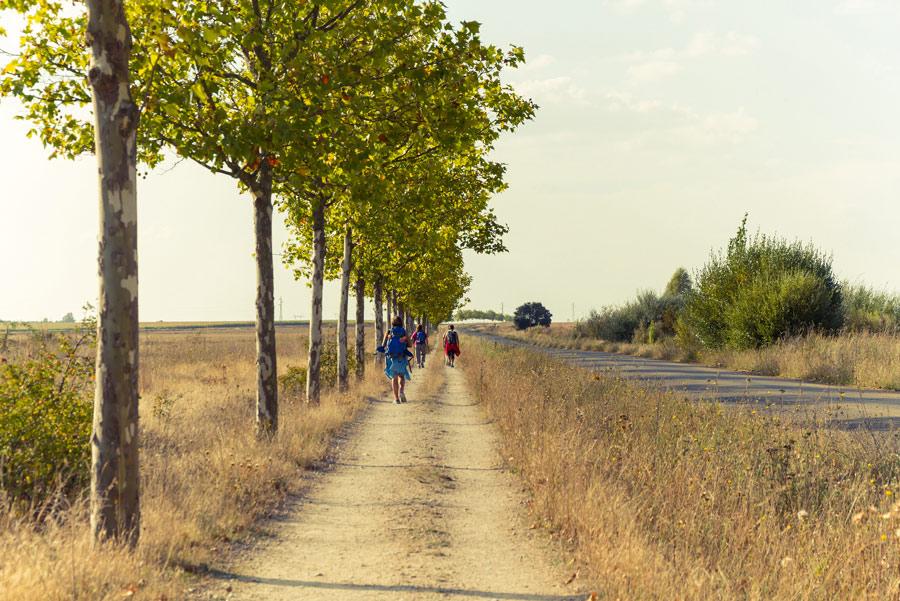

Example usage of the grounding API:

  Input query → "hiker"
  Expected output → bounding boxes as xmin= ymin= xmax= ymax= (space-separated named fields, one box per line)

xmin=380 ymin=316 xmax=413 ymax=403
xmin=442 ymin=324 xmax=461 ymax=367
xmin=413 ymin=323 xmax=429 ymax=368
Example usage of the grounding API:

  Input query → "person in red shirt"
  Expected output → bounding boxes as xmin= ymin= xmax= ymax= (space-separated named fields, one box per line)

xmin=442 ymin=325 xmax=461 ymax=367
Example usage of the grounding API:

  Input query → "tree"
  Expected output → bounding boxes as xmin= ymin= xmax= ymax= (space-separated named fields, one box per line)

xmin=664 ymin=267 xmax=692 ymax=298
xmin=60 ymin=312 xmax=76 ymax=323
xmin=279 ymin=6 xmax=534 ymax=400
xmin=682 ymin=217 xmax=843 ymax=349
xmin=513 ymin=302 xmax=552 ymax=330
xmin=1 ymin=0 xmax=143 ymax=544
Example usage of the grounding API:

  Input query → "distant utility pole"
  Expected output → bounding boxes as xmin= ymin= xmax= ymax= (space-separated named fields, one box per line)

xmin=572 ymin=302 xmax=575 ymax=322
xmin=501 ymin=302 xmax=504 ymax=319
xmin=279 ymin=297 xmax=283 ymax=322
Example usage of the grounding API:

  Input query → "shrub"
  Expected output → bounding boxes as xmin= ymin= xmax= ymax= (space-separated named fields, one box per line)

xmin=513 ymin=302 xmax=552 ymax=330
xmin=682 ymin=217 xmax=843 ymax=349
xmin=279 ymin=365 xmax=308 ymax=397
xmin=277 ymin=341 xmax=355 ymax=396
xmin=0 ymin=326 xmax=95 ymax=504
xmin=842 ymin=284 xmax=900 ymax=332
xmin=575 ymin=269 xmax=690 ymax=343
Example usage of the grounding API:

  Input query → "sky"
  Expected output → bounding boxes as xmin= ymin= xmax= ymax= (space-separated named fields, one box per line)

xmin=2 ymin=0 xmax=900 ymax=322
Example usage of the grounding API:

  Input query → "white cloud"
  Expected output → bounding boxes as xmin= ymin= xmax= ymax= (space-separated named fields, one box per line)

xmin=602 ymin=0 xmax=647 ymax=14
xmin=627 ymin=60 xmax=683 ymax=83
xmin=514 ymin=76 xmax=589 ymax=105
xmin=603 ymin=92 xmax=759 ymax=146
xmin=834 ymin=0 xmax=899 ymax=15
xmin=603 ymin=0 xmax=712 ymax=22
xmin=621 ymin=31 xmax=759 ymax=84
xmin=522 ymin=53 xmax=555 ymax=71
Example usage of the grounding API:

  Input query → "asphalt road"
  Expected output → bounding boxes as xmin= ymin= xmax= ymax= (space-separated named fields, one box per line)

xmin=467 ymin=330 xmax=900 ymax=430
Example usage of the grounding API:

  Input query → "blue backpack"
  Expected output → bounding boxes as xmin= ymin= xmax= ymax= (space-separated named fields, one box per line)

xmin=387 ymin=327 xmax=407 ymax=357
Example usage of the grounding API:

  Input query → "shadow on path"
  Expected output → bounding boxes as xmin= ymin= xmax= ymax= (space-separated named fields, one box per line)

xmin=211 ymin=570 xmax=582 ymax=600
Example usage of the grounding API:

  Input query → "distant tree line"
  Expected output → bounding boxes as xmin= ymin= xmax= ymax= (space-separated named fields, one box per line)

xmin=454 ymin=309 xmax=512 ymax=322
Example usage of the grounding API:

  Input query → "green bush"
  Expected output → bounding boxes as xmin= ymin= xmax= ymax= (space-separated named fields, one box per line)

xmin=842 ymin=284 xmax=900 ymax=332
xmin=0 ymin=327 xmax=95 ymax=504
xmin=279 ymin=365 xmax=308 ymax=397
xmin=278 ymin=341 xmax=356 ymax=397
xmin=575 ymin=269 xmax=691 ymax=343
xmin=682 ymin=217 xmax=843 ymax=349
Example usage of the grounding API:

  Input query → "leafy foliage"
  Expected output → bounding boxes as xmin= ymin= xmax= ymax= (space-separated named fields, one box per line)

xmin=841 ymin=284 xmax=900 ymax=333
xmin=278 ymin=341 xmax=356 ymax=396
xmin=682 ymin=217 xmax=843 ymax=349
xmin=513 ymin=302 xmax=552 ymax=330
xmin=454 ymin=309 xmax=511 ymax=322
xmin=575 ymin=268 xmax=691 ymax=343
xmin=0 ymin=324 xmax=95 ymax=504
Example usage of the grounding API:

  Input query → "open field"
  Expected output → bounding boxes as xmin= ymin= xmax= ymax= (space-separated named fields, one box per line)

xmin=463 ymin=338 xmax=900 ymax=600
xmin=473 ymin=322 xmax=900 ymax=391
xmin=1 ymin=320 xmax=317 ymax=335
xmin=0 ymin=326 xmax=386 ymax=601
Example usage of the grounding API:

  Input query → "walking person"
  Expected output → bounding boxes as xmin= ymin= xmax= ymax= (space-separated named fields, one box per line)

xmin=381 ymin=316 xmax=413 ymax=403
xmin=413 ymin=323 xmax=429 ymax=368
xmin=442 ymin=324 xmax=461 ymax=368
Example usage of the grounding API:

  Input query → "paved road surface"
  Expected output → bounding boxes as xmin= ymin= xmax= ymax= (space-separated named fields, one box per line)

xmin=468 ymin=330 xmax=900 ymax=430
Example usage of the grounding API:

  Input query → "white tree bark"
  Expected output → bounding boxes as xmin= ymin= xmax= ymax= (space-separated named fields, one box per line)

xmin=373 ymin=277 xmax=384 ymax=365
xmin=87 ymin=0 xmax=140 ymax=546
xmin=306 ymin=196 xmax=326 ymax=404
xmin=337 ymin=226 xmax=352 ymax=391
xmin=253 ymin=161 xmax=277 ymax=434
xmin=355 ymin=273 xmax=365 ymax=379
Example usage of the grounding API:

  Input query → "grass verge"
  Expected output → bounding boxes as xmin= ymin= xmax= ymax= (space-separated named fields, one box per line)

xmin=463 ymin=338 xmax=900 ymax=599
xmin=477 ymin=324 xmax=900 ymax=390
xmin=0 ymin=327 xmax=384 ymax=601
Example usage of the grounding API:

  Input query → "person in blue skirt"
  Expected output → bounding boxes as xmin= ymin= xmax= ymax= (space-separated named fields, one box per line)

xmin=380 ymin=316 xmax=413 ymax=403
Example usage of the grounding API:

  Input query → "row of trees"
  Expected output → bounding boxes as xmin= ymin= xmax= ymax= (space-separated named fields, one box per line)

xmin=1 ymin=0 xmax=534 ymax=544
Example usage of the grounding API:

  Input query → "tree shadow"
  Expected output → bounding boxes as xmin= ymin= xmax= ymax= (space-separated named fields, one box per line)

xmin=210 ymin=569 xmax=583 ymax=600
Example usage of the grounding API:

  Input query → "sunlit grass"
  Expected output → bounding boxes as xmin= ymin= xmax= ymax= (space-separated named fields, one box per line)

xmin=464 ymin=339 xmax=900 ymax=599
xmin=0 ymin=326 xmax=383 ymax=600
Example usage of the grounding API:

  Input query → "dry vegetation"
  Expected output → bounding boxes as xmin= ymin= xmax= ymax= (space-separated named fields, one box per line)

xmin=464 ymin=338 xmax=900 ymax=600
xmin=0 ymin=326 xmax=386 ymax=601
xmin=480 ymin=323 xmax=900 ymax=390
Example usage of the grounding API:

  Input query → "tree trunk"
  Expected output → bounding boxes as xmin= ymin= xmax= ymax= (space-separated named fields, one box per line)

xmin=87 ymin=0 xmax=140 ymax=546
xmin=306 ymin=196 xmax=326 ymax=404
xmin=373 ymin=277 xmax=384 ymax=365
xmin=253 ymin=161 xmax=277 ymax=435
xmin=337 ymin=226 xmax=352 ymax=392
xmin=355 ymin=273 xmax=365 ymax=379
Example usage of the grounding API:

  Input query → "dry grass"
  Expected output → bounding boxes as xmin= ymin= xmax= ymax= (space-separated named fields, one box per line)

xmin=0 ymin=325 xmax=386 ymax=601
xmin=464 ymin=338 xmax=900 ymax=600
xmin=477 ymin=323 xmax=900 ymax=390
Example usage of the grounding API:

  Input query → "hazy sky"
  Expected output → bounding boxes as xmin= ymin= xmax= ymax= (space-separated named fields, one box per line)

xmin=2 ymin=0 xmax=899 ymax=322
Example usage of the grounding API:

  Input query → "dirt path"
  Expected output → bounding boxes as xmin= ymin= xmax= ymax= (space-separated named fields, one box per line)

xmin=220 ymin=363 xmax=583 ymax=601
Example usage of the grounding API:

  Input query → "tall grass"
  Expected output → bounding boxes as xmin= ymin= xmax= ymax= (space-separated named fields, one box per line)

xmin=489 ymin=323 xmax=900 ymax=390
xmin=464 ymin=339 xmax=900 ymax=599
xmin=0 ymin=326 xmax=382 ymax=600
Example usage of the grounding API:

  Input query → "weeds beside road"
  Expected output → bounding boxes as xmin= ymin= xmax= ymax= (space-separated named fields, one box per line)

xmin=464 ymin=338 xmax=900 ymax=599
xmin=482 ymin=323 xmax=900 ymax=391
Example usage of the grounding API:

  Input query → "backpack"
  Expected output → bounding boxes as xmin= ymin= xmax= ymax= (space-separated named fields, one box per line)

xmin=446 ymin=330 xmax=458 ymax=345
xmin=387 ymin=327 xmax=407 ymax=357
xmin=415 ymin=331 xmax=427 ymax=344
